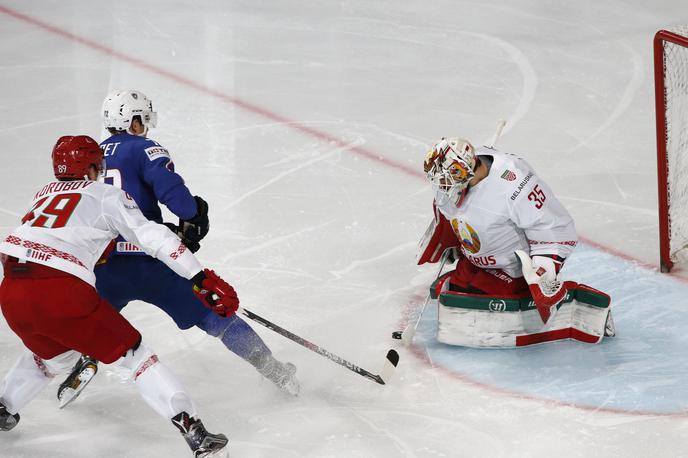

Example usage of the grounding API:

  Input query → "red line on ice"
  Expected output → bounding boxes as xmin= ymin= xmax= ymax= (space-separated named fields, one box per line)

xmin=0 ymin=4 xmax=675 ymax=274
xmin=4 ymin=3 xmax=687 ymax=416
xmin=0 ymin=4 xmax=419 ymax=181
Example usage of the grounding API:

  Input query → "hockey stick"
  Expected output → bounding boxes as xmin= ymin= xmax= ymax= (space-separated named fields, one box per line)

xmin=237 ymin=306 xmax=399 ymax=385
xmin=392 ymin=248 xmax=452 ymax=344
xmin=486 ymin=119 xmax=507 ymax=148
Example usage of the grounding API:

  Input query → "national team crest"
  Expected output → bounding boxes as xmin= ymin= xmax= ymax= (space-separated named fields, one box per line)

xmin=451 ymin=219 xmax=481 ymax=254
xmin=501 ymin=169 xmax=517 ymax=181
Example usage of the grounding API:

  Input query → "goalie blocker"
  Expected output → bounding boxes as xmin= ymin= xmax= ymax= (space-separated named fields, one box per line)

xmin=429 ymin=273 xmax=612 ymax=347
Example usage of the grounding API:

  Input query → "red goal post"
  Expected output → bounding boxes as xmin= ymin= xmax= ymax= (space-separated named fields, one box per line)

xmin=654 ymin=26 xmax=688 ymax=272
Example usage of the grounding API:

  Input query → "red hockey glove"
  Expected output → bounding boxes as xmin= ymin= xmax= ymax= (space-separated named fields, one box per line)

xmin=191 ymin=269 xmax=239 ymax=317
xmin=515 ymin=250 xmax=567 ymax=324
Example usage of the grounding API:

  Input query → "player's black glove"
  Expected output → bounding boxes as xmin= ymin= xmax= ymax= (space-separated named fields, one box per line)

xmin=180 ymin=196 xmax=209 ymax=244
xmin=164 ymin=222 xmax=201 ymax=253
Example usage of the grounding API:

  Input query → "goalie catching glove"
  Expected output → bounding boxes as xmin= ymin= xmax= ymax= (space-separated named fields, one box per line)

xmin=191 ymin=269 xmax=239 ymax=317
xmin=515 ymin=250 xmax=567 ymax=324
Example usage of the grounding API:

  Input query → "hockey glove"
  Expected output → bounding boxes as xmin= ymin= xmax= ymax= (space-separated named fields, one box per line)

xmin=164 ymin=222 xmax=201 ymax=253
xmin=192 ymin=269 xmax=239 ymax=317
xmin=180 ymin=196 xmax=209 ymax=244
xmin=515 ymin=250 xmax=567 ymax=325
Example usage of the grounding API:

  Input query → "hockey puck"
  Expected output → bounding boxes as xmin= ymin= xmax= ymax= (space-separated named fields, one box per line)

xmin=391 ymin=331 xmax=402 ymax=340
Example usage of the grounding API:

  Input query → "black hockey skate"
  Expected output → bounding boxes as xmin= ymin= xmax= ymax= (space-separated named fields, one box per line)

xmin=257 ymin=356 xmax=300 ymax=396
xmin=172 ymin=411 xmax=229 ymax=458
xmin=57 ymin=355 xmax=98 ymax=408
xmin=0 ymin=401 xmax=20 ymax=431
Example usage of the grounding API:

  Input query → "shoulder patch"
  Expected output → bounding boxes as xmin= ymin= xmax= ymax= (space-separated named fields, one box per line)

xmin=144 ymin=146 xmax=171 ymax=161
xmin=500 ymin=169 xmax=517 ymax=181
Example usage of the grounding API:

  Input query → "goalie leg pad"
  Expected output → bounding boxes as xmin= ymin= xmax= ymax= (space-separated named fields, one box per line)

xmin=437 ymin=283 xmax=611 ymax=347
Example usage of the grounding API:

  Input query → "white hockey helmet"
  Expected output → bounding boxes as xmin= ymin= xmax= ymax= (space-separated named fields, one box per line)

xmin=424 ymin=137 xmax=476 ymax=204
xmin=102 ymin=90 xmax=158 ymax=134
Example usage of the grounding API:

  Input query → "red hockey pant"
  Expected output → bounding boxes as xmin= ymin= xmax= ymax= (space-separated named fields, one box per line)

xmin=449 ymin=257 xmax=530 ymax=296
xmin=0 ymin=260 xmax=140 ymax=364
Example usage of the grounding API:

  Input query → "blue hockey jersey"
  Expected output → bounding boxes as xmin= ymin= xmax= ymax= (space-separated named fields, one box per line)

xmin=100 ymin=133 xmax=197 ymax=254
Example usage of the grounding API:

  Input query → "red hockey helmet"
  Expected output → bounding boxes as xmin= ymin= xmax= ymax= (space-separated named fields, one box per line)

xmin=52 ymin=135 xmax=104 ymax=180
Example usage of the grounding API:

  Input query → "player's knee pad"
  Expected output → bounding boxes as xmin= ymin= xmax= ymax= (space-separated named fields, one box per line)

xmin=198 ymin=312 xmax=272 ymax=366
xmin=0 ymin=351 xmax=62 ymax=414
xmin=115 ymin=341 xmax=159 ymax=382
xmin=10 ymin=350 xmax=79 ymax=381
xmin=42 ymin=350 xmax=82 ymax=376
xmin=115 ymin=341 xmax=197 ymax=419
xmin=198 ymin=312 xmax=239 ymax=338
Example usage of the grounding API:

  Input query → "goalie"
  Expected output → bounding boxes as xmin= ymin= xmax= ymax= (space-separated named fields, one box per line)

xmin=417 ymin=136 xmax=614 ymax=347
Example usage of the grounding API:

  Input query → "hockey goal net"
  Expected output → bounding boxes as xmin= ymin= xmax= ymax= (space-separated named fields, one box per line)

xmin=655 ymin=26 xmax=688 ymax=272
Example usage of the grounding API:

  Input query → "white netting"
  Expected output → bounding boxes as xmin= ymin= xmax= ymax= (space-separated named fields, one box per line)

xmin=662 ymin=25 xmax=688 ymax=262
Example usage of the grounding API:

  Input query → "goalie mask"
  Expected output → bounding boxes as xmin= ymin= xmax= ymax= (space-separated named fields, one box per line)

xmin=52 ymin=135 xmax=105 ymax=180
xmin=102 ymin=90 xmax=157 ymax=136
xmin=424 ymin=137 xmax=476 ymax=205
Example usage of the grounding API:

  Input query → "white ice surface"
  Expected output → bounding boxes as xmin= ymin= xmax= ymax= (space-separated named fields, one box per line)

xmin=1 ymin=1 xmax=688 ymax=457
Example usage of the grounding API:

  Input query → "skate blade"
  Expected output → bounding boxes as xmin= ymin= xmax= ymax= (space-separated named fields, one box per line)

xmin=58 ymin=367 xmax=96 ymax=409
xmin=196 ymin=447 xmax=229 ymax=458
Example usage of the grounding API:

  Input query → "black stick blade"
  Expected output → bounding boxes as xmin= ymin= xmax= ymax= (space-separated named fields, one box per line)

xmin=378 ymin=349 xmax=400 ymax=385
xmin=386 ymin=349 xmax=400 ymax=366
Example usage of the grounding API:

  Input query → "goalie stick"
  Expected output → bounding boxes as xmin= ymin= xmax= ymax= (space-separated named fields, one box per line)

xmin=486 ymin=119 xmax=507 ymax=149
xmin=238 ymin=307 xmax=399 ymax=385
xmin=393 ymin=247 xmax=452 ymax=344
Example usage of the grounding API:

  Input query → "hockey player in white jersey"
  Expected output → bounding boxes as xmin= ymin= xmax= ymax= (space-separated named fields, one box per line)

xmin=0 ymin=135 xmax=233 ymax=457
xmin=418 ymin=136 xmax=614 ymax=346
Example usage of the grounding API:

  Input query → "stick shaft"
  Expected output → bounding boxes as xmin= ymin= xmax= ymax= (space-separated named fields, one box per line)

xmin=488 ymin=119 xmax=507 ymax=148
xmin=401 ymin=249 xmax=452 ymax=344
xmin=238 ymin=307 xmax=386 ymax=384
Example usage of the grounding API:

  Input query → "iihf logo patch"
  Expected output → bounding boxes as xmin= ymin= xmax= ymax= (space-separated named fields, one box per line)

xmin=500 ymin=169 xmax=517 ymax=181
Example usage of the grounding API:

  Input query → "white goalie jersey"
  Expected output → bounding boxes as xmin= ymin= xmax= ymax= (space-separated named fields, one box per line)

xmin=435 ymin=147 xmax=577 ymax=278
xmin=0 ymin=180 xmax=201 ymax=286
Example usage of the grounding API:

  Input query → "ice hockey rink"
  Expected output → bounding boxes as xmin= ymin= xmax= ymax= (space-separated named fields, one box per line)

xmin=1 ymin=0 xmax=688 ymax=456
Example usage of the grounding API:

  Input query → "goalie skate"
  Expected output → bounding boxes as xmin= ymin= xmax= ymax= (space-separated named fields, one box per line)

xmin=0 ymin=402 xmax=20 ymax=431
xmin=604 ymin=311 xmax=616 ymax=337
xmin=172 ymin=412 xmax=229 ymax=458
xmin=57 ymin=355 xmax=98 ymax=409
xmin=258 ymin=356 xmax=300 ymax=396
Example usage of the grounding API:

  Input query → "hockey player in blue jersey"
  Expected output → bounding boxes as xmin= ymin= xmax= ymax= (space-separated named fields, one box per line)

xmin=57 ymin=90 xmax=299 ymax=405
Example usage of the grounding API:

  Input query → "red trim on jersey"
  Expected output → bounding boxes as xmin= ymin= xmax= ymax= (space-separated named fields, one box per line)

xmin=4 ymin=235 xmax=86 ymax=268
xmin=134 ymin=354 xmax=159 ymax=380
xmin=169 ymin=243 xmax=187 ymax=260
xmin=33 ymin=354 xmax=55 ymax=378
